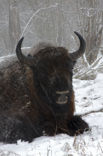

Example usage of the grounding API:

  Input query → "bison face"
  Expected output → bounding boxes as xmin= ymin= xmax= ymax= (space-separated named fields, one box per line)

xmin=32 ymin=49 xmax=75 ymax=113
xmin=16 ymin=32 xmax=86 ymax=113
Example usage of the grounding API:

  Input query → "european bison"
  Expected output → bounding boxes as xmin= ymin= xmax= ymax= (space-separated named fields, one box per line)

xmin=0 ymin=32 xmax=89 ymax=143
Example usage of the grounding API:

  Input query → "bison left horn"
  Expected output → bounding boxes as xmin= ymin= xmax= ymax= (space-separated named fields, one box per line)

xmin=16 ymin=37 xmax=34 ymax=66
xmin=70 ymin=32 xmax=86 ymax=60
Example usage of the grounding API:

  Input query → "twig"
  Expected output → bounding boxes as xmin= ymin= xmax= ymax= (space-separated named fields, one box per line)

xmin=80 ymin=108 xmax=103 ymax=117
xmin=21 ymin=3 xmax=58 ymax=38
xmin=98 ymin=142 xmax=103 ymax=153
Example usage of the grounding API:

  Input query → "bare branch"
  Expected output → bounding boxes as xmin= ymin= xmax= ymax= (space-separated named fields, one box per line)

xmin=80 ymin=108 xmax=103 ymax=117
xmin=21 ymin=3 xmax=58 ymax=38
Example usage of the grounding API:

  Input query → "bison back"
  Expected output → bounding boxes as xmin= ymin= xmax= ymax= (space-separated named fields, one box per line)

xmin=0 ymin=57 xmax=30 ymax=111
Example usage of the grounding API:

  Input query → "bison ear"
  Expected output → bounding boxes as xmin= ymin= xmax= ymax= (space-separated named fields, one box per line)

xmin=16 ymin=37 xmax=36 ymax=67
xmin=70 ymin=32 xmax=86 ymax=61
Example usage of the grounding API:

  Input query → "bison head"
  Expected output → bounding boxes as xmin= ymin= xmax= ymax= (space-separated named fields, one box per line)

xmin=16 ymin=32 xmax=86 ymax=114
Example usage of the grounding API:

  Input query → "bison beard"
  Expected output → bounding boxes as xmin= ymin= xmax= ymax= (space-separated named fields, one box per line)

xmin=0 ymin=32 xmax=89 ymax=143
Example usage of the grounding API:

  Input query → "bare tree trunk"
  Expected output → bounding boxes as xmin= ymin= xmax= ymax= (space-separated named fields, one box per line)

xmin=56 ymin=4 xmax=64 ymax=46
xmin=78 ymin=0 xmax=103 ymax=65
xmin=9 ymin=0 xmax=21 ymax=53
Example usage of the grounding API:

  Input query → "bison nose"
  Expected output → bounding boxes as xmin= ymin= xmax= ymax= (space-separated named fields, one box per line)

xmin=56 ymin=90 xmax=69 ymax=104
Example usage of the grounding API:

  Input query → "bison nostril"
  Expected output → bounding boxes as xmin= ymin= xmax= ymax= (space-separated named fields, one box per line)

xmin=56 ymin=90 xmax=69 ymax=95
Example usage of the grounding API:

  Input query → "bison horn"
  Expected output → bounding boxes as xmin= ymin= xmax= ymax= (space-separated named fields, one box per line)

xmin=70 ymin=32 xmax=86 ymax=60
xmin=16 ymin=37 xmax=34 ymax=66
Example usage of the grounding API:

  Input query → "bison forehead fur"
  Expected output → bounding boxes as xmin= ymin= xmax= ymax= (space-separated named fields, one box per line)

xmin=0 ymin=32 xmax=89 ymax=143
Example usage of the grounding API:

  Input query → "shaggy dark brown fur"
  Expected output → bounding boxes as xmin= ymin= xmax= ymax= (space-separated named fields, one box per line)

xmin=0 ymin=32 xmax=89 ymax=143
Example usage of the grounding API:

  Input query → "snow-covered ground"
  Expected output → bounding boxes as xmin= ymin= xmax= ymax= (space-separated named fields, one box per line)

xmin=0 ymin=59 xmax=103 ymax=155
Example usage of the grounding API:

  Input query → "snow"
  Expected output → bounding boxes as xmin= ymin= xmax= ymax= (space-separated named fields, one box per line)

xmin=0 ymin=61 xmax=103 ymax=155
xmin=74 ymin=73 xmax=103 ymax=115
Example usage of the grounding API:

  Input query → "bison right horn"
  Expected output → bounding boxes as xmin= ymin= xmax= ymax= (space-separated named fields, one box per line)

xmin=70 ymin=32 xmax=86 ymax=61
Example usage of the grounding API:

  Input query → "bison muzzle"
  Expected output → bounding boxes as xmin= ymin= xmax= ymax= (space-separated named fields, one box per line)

xmin=0 ymin=32 xmax=89 ymax=143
